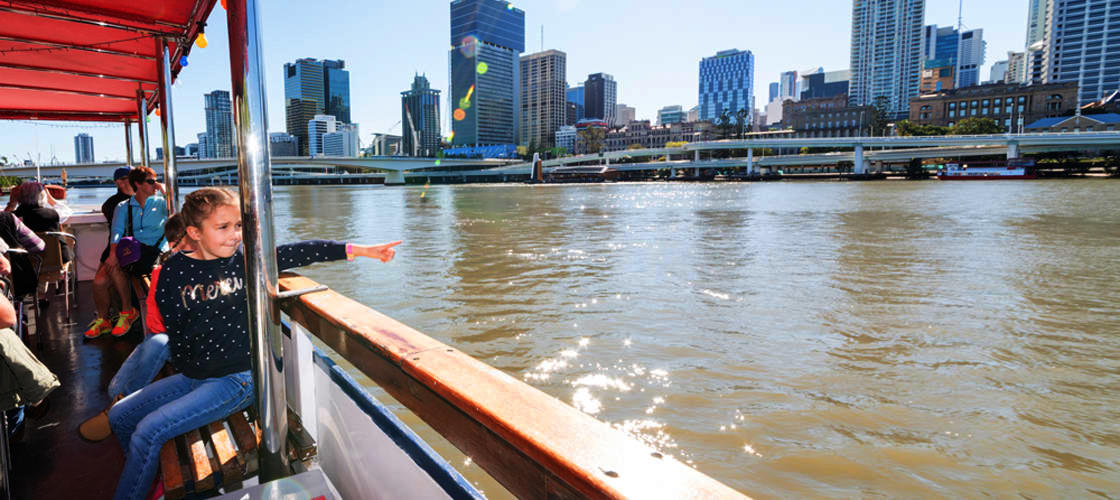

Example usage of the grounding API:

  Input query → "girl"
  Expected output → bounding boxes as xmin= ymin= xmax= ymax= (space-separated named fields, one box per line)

xmin=107 ymin=188 xmax=401 ymax=500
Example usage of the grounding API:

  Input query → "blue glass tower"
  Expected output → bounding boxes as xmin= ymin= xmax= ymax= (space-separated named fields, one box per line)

xmin=566 ymin=85 xmax=585 ymax=122
xmin=401 ymin=74 xmax=441 ymax=157
xmin=323 ymin=60 xmax=351 ymax=124
xmin=450 ymin=0 xmax=525 ymax=149
xmin=698 ymin=49 xmax=754 ymax=122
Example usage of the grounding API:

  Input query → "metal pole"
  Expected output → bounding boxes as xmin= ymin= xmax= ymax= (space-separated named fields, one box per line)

xmin=156 ymin=38 xmax=180 ymax=210
xmin=125 ymin=119 xmax=134 ymax=167
xmin=227 ymin=0 xmax=288 ymax=481
xmin=136 ymin=90 xmax=150 ymax=168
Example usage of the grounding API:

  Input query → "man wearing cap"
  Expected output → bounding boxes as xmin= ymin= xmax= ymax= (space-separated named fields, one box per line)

xmin=84 ymin=168 xmax=134 ymax=339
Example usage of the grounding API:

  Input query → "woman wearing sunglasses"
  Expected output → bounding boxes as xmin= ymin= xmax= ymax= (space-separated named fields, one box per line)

xmin=93 ymin=167 xmax=168 ymax=337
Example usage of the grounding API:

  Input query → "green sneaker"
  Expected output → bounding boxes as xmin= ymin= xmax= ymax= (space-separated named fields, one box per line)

xmin=111 ymin=309 xmax=139 ymax=337
xmin=83 ymin=318 xmax=112 ymax=339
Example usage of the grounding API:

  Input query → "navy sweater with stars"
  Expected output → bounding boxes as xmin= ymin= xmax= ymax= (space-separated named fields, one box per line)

xmin=155 ymin=240 xmax=347 ymax=379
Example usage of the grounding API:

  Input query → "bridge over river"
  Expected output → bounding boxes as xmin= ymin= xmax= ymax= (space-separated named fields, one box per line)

xmin=3 ymin=131 xmax=1117 ymax=184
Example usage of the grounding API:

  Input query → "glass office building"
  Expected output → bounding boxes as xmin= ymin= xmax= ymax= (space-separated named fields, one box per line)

xmin=698 ymin=49 xmax=755 ymax=122
xmin=323 ymin=60 xmax=351 ymax=124
xmin=401 ymin=74 xmax=441 ymax=157
xmin=204 ymin=90 xmax=233 ymax=158
xmin=449 ymin=0 xmax=524 ymax=149
xmin=284 ymin=58 xmax=350 ymax=155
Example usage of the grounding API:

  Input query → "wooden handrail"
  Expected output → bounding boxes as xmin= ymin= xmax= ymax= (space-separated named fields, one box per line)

xmin=278 ymin=273 xmax=748 ymax=499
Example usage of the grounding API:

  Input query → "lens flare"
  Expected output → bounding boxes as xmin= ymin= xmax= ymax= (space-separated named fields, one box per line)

xmin=453 ymin=108 xmax=466 ymax=121
xmin=507 ymin=2 xmax=514 ymax=10
xmin=458 ymin=35 xmax=479 ymax=58
xmin=476 ymin=62 xmax=489 ymax=75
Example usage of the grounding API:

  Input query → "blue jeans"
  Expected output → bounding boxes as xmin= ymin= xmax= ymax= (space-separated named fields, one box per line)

xmin=107 ymin=334 xmax=169 ymax=399
xmin=108 ymin=370 xmax=254 ymax=500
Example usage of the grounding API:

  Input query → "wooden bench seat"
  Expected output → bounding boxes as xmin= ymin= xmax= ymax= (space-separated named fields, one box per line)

xmin=159 ymin=408 xmax=316 ymax=499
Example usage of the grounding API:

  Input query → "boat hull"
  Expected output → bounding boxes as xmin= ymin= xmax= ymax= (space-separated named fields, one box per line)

xmin=936 ymin=174 xmax=1037 ymax=180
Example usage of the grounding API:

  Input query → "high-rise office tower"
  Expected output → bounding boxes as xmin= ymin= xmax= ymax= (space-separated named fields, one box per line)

xmin=204 ymin=90 xmax=233 ymax=158
xmin=323 ymin=123 xmax=359 ymax=157
xmin=283 ymin=58 xmax=350 ymax=155
xmin=924 ymin=25 xmax=987 ymax=89
xmin=566 ymin=85 xmax=585 ymax=123
xmin=284 ymin=58 xmax=325 ymax=155
xmin=401 ymin=74 xmax=442 ymax=157
xmin=800 ymin=70 xmax=850 ymax=100
xmin=1038 ymin=0 xmax=1120 ymax=106
xmin=519 ymin=50 xmax=566 ymax=148
xmin=1025 ymin=0 xmax=1048 ymax=47
xmin=584 ymin=73 xmax=617 ymax=124
xmin=268 ymin=132 xmax=298 ymax=157
xmin=955 ymin=29 xmax=985 ymax=88
xmin=322 ymin=60 xmax=350 ymax=124
xmin=779 ymin=71 xmax=799 ymax=102
xmin=768 ymin=82 xmax=779 ymax=103
xmin=699 ymin=49 xmax=755 ymax=122
xmin=989 ymin=59 xmax=1010 ymax=83
xmin=197 ymin=132 xmax=210 ymax=159
xmin=74 ymin=133 xmax=93 ymax=163
xmin=658 ymin=105 xmax=685 ymax=125
xmin=1005 ymin=51 xmax=1026 ymax=83
xmin=614 ymin=104 xmax=635 ymax=127
xmin=307 ymin=114 xmax=337 ymax=156
xmin=849 ymin=0 xmax=925 ymax=119
xmin=450 ymin=0 xmax=525 ymax=148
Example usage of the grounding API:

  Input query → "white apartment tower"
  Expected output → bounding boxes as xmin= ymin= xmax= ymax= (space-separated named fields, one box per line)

xmin=849 ymin=0 xmax=925 ymax=119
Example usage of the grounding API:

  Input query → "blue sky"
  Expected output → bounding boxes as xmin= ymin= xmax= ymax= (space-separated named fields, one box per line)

xmin=0 ymin=0 xmax=1025 ymax=164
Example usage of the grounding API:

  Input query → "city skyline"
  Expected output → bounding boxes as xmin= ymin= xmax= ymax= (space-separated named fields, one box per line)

xmin=0 ymin=1 xmax=1034 ymax=163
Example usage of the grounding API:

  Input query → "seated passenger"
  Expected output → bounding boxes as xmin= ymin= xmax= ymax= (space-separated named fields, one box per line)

xmin=0 ymin=254 xmax=58 ymax=425
xmin=0 ymin=211 xmax=45 ymax=300
xmin=85 ymin=169 xmax=134 ymax=339
xmin=13 ymin=181 xmax=73 ymax=263
xmin=108 ymin=188 xmax=402 ymax=500
xmin=91 ymin=167 xmax=168 ymax=338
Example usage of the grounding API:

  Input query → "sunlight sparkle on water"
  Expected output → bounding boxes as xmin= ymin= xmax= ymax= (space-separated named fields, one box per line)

xmin=572 ymin=387 xmax=602 ymax=414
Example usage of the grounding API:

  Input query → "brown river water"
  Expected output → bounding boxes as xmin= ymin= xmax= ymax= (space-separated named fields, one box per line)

xmin=73 ymin=180 xmax=1120 ymax=498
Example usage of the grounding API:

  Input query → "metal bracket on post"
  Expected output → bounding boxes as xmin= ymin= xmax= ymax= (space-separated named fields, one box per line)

xmin=275 ymin=285 xmax=328 ymax=301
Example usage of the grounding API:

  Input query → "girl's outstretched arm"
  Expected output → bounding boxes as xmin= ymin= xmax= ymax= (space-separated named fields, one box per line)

xmin=276 ymin=240 xmax=402 ymax=270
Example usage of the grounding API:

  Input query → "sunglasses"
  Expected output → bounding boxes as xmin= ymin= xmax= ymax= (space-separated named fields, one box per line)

xmin=144 ymin=179 xmax=157 ymax=184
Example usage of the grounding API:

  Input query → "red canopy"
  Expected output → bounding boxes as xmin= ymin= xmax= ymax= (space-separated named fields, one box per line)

xmin=0 ymin=0 xmax=217 ymax=122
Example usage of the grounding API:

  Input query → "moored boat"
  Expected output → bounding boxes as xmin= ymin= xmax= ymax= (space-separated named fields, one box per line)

xmin=936 ymin=159 xmax=1037 ymax=180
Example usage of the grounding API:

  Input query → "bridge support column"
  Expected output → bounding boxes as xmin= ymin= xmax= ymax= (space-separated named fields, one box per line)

xmin=1007 ymin=141 xmax=1020 ymax=159
xmin=747 ymin=148 xmax=754 ymax=175
xmin=854 ymin=145 xmax=865 ymax=175
xmin=694 ymin=166 xmax=700 ymax=177
xmin=670 ymin=167 xmax=676 ymax=178
xmin=385 ymin=170 xmax=405 ymax=185
xmin=694 ymin=150 xmax=699 ymax=162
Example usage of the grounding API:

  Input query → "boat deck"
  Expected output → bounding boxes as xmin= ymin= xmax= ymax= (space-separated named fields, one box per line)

xmin=9 ymin=282 xmax=140 ymax=499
